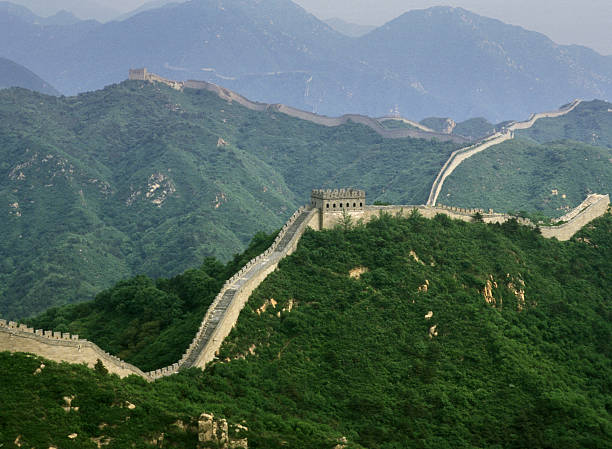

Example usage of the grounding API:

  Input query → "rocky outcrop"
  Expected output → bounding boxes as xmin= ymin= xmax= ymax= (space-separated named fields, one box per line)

xmin=198 ymin=413 xmax=248 ymax=449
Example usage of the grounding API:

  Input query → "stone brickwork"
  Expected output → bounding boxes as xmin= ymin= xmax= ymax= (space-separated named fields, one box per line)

xmin=2 ymin=189 xmax=608 ymax=380
xmin=427 ymin=99 xmax=583 ymax=206
xmin=0 ymin=320 xmax=151 ymax=379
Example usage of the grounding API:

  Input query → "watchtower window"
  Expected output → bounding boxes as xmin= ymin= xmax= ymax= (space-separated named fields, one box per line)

xmin=333 ymin=203 xmax=336 ymax=208
xmin=353 ymin=203 xmax=356 ymax=207
xmin=340 ymin=203 xmax=343 ymax=208
xmin=326 ymin=204 xmax=329 ymax=208
xmin=360 ymin=203 xmax=363 ymax=207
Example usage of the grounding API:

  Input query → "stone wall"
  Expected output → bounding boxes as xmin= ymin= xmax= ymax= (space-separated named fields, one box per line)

xmin=138 ymin=71 xmax=468 ymax=143
xmin=540 ymin=194 xmax=610 ymax=241
xmin=0 ymin=320 xmax=151 ymax=379
xmin=316 ymin=196 xmax=609 ymax=242
xmin=426 ymin=99 xmax=583 ymax=206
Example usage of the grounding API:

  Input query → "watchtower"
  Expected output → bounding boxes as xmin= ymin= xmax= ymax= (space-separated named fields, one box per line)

xmin=129 ymin=68 xmax=148 ymax=81
xmin=310 ymin=188 xmax=366 ymax=229
xmin=311 ymin=188 xmax=365 ymax=211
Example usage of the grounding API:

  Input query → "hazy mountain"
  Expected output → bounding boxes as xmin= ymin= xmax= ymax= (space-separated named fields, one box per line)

xmin=6 ymin=0 xmax=118 ymax=21
xmin=324 ymin=17 xmax=375 ymax=37
xmin=0 ymin=57 xmax=58 ymax=95
xmin=1 ymin=1 xmax=612 ymax=121
xmin=115 ymin=0 xmax=184 ymax=22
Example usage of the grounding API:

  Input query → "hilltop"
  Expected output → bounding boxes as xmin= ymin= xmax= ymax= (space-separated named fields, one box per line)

xmin=0 ymin=81 xmax=459 ymax=318
xmin=1 ymin=1 xmax=612 ymax=120
xmin=2 ymin=210 xmax=611 ymax=448
xmin=0 ymin=57 xmax=58 ymax=95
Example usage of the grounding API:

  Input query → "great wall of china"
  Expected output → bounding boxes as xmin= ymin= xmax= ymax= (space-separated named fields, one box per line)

xmin=426 ymin=99 xmax=583 ymax=206
xmin=2 ymin=188 xmax=609 ymax=380
xmin=1 ymin=71 xmax=608 ymax=380
xmin=128 ymin=69 xmax=469 ymax=144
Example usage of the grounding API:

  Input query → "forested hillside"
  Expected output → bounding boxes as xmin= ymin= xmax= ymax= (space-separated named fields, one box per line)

xmin=3 ymin=211 xmax=611 ymax=448
xmin=439 ymin=100 xmax=612 ymax=215
xmin=0 ymin=81 xmax=458 ymax=318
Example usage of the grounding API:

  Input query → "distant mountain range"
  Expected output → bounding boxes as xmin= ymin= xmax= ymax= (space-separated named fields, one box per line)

xmin=5 ymin=0 xmax=118 ymax=21
xmin=323 ymin=17 xmax=375 ymax=37
xmin=1 ymin=0 xmax=611 ymax=121
xmin=0 ymin=57 xmax=58 ymax=94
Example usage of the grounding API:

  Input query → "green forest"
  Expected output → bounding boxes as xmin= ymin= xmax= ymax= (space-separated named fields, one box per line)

xmin=3 ymin=211 xmax=610 ymax=448
xmin=0 ymin=81 xmax=459 ymax=319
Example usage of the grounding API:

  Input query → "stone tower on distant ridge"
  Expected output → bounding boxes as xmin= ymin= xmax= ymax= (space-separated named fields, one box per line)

xmin=129 ymin=68 xmax=148 ymax=81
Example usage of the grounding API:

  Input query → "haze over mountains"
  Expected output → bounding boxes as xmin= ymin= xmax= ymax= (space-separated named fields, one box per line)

xmin=1 ymin=0 xmax=612 ymax=121
xmin=0 ymin=57 xmax=58 ymax=95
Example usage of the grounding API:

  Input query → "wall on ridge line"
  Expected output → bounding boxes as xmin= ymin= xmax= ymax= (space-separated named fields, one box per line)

xmin=316 ymin=198 xmax=610 ymax=241
xmin=191 ymin=208 xmax=317 ymax=369
xmin=0 ymin=324 xmax=151 ymax=380
xmin=540 ymin=194 xmax=610 ymax=241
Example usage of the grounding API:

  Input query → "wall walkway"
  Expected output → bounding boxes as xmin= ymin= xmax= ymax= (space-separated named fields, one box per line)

xmin=1 ymin=191 xmax=608 ymax=379
xmin=426 ymin=99 xmax=583 ymax=206
xmin=0 ymin=207 xmax=317 ymax=380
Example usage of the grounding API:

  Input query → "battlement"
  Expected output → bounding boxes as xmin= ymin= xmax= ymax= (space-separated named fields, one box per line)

xmin=310 ymin=188 xmax=366 ymax=212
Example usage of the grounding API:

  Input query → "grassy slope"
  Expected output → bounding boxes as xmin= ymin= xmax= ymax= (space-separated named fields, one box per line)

xmin=439 ymin=138 xmax=612 ymax=216
xmin=5 ymin=212 xmax=611 ymax=448
xmin=0 ymin=81 xmax=458 ymax=318
xmin=520 ymin=99 xmax=612 ymax=148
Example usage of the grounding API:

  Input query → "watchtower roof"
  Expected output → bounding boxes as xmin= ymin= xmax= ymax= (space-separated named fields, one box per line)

xmin=311 ymin=188 xmax=365 ymax=200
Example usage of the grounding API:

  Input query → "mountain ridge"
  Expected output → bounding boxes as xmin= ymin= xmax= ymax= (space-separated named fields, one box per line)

xmin=1 ymin=1 xmax=611 ymax=120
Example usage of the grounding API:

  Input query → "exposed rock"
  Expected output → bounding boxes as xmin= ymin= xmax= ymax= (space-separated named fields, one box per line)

xmin=418 ymin=279 xmax=430 ymax=293
xmin=507 ymin=274 xmax=526 ymax=311
xmin=349 ymin=266 xmax=369 ymax=278
xmin=68 ymin=433 xmax=78 ymax=439
xmin=63 ymin=395 xmax=79 ymax=412
xmin=91 ymin=435 xmax=111 ymax=448
xmin=483 ymin=275 xmax=501 ymax=308
xmin=217 ymin=137 xmax=229 ymax=147
xmin=198 ymin=413 xmax=248 ymax=449
xmin=429 ymin=325 xmax=438 ymax=339
xmin=409 ymin=250 xmax=425 ymax=265
xmin=424 ymin=311 xmax=433 ymax=320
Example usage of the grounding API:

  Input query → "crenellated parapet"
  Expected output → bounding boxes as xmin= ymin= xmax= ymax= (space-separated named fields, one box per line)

xmin=2 ymin=187 xmax=608 ymax=380
xmin=0 ymin=319 xmax=151 ymax=380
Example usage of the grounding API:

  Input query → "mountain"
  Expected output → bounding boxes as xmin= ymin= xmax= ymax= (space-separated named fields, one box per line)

xmin=438 ymin=100 xmax=612 ymax=216
xmin=0 ymin=80 xmax=458 ymax=319
xmin=115 ymin=0 xmax=185 ymax=22
xmin=4 ymin=211 xmax=612 ymax=447
xmin=1 ymin=2 xmax=612 ymax=120
xmin=6 ymin=0 xmax=118 ymax=21
xmin=324 ymin=17 xmax=376 ymax=37
xmin=0 ymin=57 xmax=58 ymax=95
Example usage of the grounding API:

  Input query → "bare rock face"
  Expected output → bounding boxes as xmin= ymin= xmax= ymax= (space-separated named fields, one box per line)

xmin=198 ymin=413 xmax=248 ymax=449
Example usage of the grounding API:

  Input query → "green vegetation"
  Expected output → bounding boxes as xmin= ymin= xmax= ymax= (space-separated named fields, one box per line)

xmin=0 ymin=81 xmax=459 ymax=319
xmin=440 ymin=137 xmax=612 ymax=216
xmin=27 ymin=231 xmax=276 ymax=372
xmin=379 ymin=119 xmax=421 ymax=130
xmin=453 ymin=117 xmax=496 ymax=139
xmin=4 ymin=212 xmax=611 ymax=448
xmin=520 ymin=100 xmax=612 ymax=148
